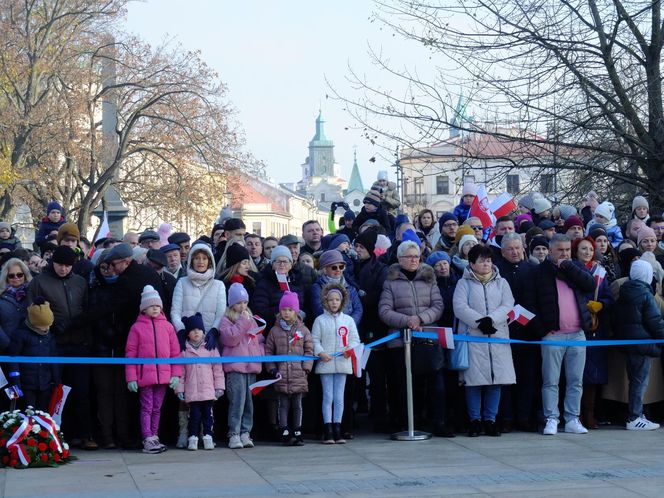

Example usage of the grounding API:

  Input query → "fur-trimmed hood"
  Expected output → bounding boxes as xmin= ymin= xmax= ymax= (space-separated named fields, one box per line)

xmin=386 ymin=262 xmax=436 ymax=284
xmin=320 ymin=282 xmax=349 ymax=312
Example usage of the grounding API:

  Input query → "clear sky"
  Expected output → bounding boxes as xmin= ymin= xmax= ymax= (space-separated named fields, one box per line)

xmin=124 ymin=0 xmax=420 ymax=188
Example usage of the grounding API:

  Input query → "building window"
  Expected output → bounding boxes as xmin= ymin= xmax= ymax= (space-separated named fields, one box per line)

xmin=253 ymin=222 xmax=261 ymax=237
xmin=436 ymin=175 xmax=450 ymax=195
xmin=320 ymin=193 xmax=325 ymax=202
xmin=506 ymin=174 xmax=520 ymax=194
xmin=541 ymin=174 xmax=555 ymax=193
xmin=353 ymin=199 xmax=360 ymax=207
xmin=414 ymin=177 xmax=424 ymax=194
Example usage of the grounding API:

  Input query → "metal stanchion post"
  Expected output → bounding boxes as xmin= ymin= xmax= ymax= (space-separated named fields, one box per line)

xmin=391 ymin=328 xmax=431 ymax=441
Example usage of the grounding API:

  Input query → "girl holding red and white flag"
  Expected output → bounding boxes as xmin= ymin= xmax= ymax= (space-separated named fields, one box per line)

xmin=312 ymin=283 xmax=360 ymax=445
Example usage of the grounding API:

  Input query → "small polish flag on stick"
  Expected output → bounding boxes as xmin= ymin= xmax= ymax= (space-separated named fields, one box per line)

xmin=249 ymin=374 xmax=282 ymax=396
xmin=350 ymin=343 xmax=365 ymax=378
xmin=593 ymin=265 xmax=607 ymax=287
xmin=435 ymin=327 xmax=455 ymax=349
xmin=48 ymin=384 xmax=72 ymax=426
xmin=489 ymin=192 xmax=518 ymax=219
xmin=276 ymin=272 xmax=290 ymax=292
xmin=507 ymin=305 xmax=535 ymax=326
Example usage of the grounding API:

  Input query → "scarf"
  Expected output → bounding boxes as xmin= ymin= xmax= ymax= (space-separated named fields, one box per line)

xmin=318 ymin=274 xmax=345 ymax=286
xmin=187 ymin=267 xmax=214 ymax=287
xmin=279 ymin=318 xmax=294 ymax=331
xmin=188 ymin=338 xmax=204 ymax=350
xmin=4 ymin=283 xmax=28 ymax=302
xmin=230 ymin=274 xmax=245 ymax=284
xmin=470 ymin=268 xmax=493 ymax=284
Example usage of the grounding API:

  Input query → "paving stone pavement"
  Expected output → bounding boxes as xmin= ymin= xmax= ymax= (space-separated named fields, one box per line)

xmin=2 ymin=427 xmax=664 ymax=497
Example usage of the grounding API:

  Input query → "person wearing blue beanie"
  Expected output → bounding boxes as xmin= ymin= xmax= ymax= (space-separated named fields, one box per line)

xmin=401 ymin=229 xmax=421 ymax=247
xmin=426 ymin=251 xmax=451 ymax=267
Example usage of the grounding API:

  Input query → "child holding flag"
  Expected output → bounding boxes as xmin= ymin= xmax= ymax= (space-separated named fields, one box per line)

xmin=219 ymin=283 xmax=265 ymax=449
xmin=264 ymin=292 xmax=313 ymax=446
xmin=312 ymin=283 xmax=360 ymax=444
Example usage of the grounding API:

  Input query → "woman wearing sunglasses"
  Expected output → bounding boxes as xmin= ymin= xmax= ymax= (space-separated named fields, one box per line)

xmin=0 ymin=257 xmax=33 ymax=349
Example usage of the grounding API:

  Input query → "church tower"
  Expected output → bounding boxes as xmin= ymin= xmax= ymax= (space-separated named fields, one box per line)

xmin=308 ymin=110 xmax=335 ymax=177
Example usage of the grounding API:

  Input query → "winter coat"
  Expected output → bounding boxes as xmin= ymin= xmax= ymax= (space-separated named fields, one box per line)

xmin=354 ymin=256 xmax=389 ymax=342
xmin=264 ymin=319 xmax=313 ymax=394
xmin=310 ymin=275 xmax=363 ymax=325
xmin=581 ymin=262 xmax=614 ymax=384
xmin=8 ymin=322 xmax=59 ymax=391
xmin=586 ymin=220 xmax=623 ymax=248
xmin=251 ymin=266 xmax=307 ymax=331
xmin=435 ymin=273 xmax=458 ymax=327
xmin=520 ymin=259 xmax=595 ymax=337
xmin=0 ymin=290 xmax=28 ymax=343
xmin=420 ymin=224 xmax=441 ymax=250
xmin=312 ymin=311 xmax=360 ymax=374
xmin=453 ymin=266 xmax=515 ymax=386
xmin=219 ymin=315 xmax=265 ymax=374
xmin=176 ymin=342 xmax=225 ymax=402
xmin=27 ymin=264 xmax=88 ymax=346
xmin=124 ymin=312 xmax=183 ymax=388
xmin=35 ymin=216 xmax=66 ymax=244
xmin=352 ymin=206 xmax=394 ymax=234
xmin=88 ymin=268 xmax=126 ymax=357
xmin=171 ymin=243 xmax=226 ymax=332
xmin=371 ymin=180 xmax=401 ymax=214
xmin=158 ymin=269 xmax=177 ymax=319
xmin=453 ymin=200 xmax=470 ymax=224
xmin=113 ymin=260 xmax=166 ymax=335
xmin=495 ymin=259 xmax=535 ymax=340
xmin=0 ymin=235 xmax=22 ymax=250
xmin=378 ymin=263 xmax=444 ymax=338
xmin=615 ymin=279 xmax=664 ymax=357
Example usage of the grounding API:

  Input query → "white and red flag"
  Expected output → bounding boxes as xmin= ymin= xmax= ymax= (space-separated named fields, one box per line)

xmin=507 ymin=305 xmax=535 ymax=326
xmin=469 ymin=185 xmax=495 ymax=228
xmin=89 ymin=211 xmax=111 ymax=257
xmin=250 ymin=374 xmax=282 ymax=396
xmin=435 ymin=327 xmax=455 ymax=349
xmin=48 ymin=384 xmax=72 ymax=426
xmin=593 ymin=265 xmax=607 ymax=287
xmin=489 ymin=193 xmax=518 ymax=219
xmin=276 ymin=272 xmax=290 ymax=292
xmin=349 ymin=343 xmax=365 ymax=378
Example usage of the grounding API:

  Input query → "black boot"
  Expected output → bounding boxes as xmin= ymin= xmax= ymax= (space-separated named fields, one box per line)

xmin=292 ymin=427 xmax=305 ymax=446
xmin=280 ymin=427 xmax=291 ymax=446
xmin=332 ymin=423 xmax=346 ymax=444
xmin=484 ymin=420 xmax=501 ymax=437
xmin=468 ymin=419 xmax=481 ymax=437
xmin=322 ymin=423 xmax=335 ymax=444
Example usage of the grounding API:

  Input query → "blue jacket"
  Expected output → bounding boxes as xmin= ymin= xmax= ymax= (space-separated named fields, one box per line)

xmin=310 ymin=275 xmax=363 ymax=326
xmin=35 ymin=216 xmax=66 ymax=244
xmin=453 ymin=200 xmax=470 ymax=224
xmin=615 ymin=279 xmax=664 ymax=357
xmin=0 ymin=291 xmax=28 ymax=348
xmin=9 ymin=322 xmax=60 ymax=391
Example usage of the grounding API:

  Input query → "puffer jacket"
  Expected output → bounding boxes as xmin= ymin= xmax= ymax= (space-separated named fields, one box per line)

xmin=310 ymin=275 xmax=363 ymax=325
xmin=125 ymin=312 xmax=183 ymax=388
xmin=312 ymin=311 xmax=360 ymax=374
xmin=453 ymin=266 xmax=516 ymax=386
xmin=378 ymin=263 xmax=443 ymax=346
xmin=171 ymin=243 xmax=226 ymax=332
xmin=0 ymin=290 xmax=29 ymax=343
xmin=615 ymin=279 xmax=664 ymax=356
xmin=251 ymin=267 xmax=306 ymax=331
xmin=176 ymin=341 xmax=225 ymax=402
xmin=453 ymin=200 xmax=470 ymax=224
xmin=264 ymin=319 xmax=313 ymax=394
xmin=8 ymin=322 xmax=59 ymax=391
xmin=219 ymin=314 xmax=265 ymax=374
xmin=35 ymin=216 xmax=66 ymax=244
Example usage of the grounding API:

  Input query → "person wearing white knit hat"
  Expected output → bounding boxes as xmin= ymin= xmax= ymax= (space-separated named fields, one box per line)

xmin=631 ymin=195 xmax=649 ymax=223
xmin=451 ymin=234 xmax=478 ymax=276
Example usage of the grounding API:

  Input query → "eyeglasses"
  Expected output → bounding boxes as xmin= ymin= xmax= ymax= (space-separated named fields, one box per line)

xmin=273 ymin=259 xmax=291 ymax=266
xmin=442 ymin=222 xmax=458 ymax=228
xmin=99 ymin=264 xmax=111 ymax=271
xmin=470 ymin=226 xmax=483 ymax=231
xmin=7 ymin=272 xmax=24 ymax=279
xmin=328 ymin=264 xmax=346 ymax=271
xmin=399 ymin=255 xmax=420 ymax=260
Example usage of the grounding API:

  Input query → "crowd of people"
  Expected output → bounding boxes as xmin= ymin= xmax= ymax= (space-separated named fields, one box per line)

xmin=2 ymin=179 xmax=664 ymax=455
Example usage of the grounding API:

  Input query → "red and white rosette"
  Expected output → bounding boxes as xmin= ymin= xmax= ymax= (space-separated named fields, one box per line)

xmin=338 ymin=326 xmax=348 ymax=349
xmin=289 ymin=330 xmax=303 ymax=344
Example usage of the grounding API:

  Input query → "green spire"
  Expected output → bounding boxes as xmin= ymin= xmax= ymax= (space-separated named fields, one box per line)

xmin=347 ymin=149 xmax=364 ymax=193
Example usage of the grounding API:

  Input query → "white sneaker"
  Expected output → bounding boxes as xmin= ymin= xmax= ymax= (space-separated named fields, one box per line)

xmin=543 ymin=418 xmax=558 ymax=435
xmin=564 ymin=418 xmax=588 ymax=434
xmin=228 ymin=434 xmax=243 ymax=449
xmin=202 ymin=435 xmax=215 ymax=450
xmin=240 ymin=432 xmax=254 ymax=448
xmin=187 ymin=436 xmax=198 ymax=451
xmin=142 ymin=436 xmax=161 ymax=454
xmin=626 ymin=416 xmax=660 ymax=431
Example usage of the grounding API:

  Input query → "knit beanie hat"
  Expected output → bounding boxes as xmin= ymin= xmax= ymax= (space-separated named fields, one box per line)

xmin=518 ymin=194 xmax=535 ymax=211
xmin=140 ymin=285 xmax=162 ymax=311
xmin=525 ymin=227 xmax=545 ymax=248
xmin=328 ymin=234 xmax=350 ymax=251
xmin=28 ymin=297 xmax=54 ymax=329
xmin=519 ymin=220 xmax=534 ymax=234
xmin=594 ymin=201 xmax=615 ymax=221
xmin=618 ymin=247 xmax=642 ymax=277
xmin=538 ymin=220 xmax=556 ymax=231
xmin=454 ymin=225 xmax=475 ymax=244
xmin=270 ymin=245 xmax=293 ymax=263
xmin=632 ymin=196 xmax=649 ymax=212
xmin=533 ymin=197 xmax=552 ymax=214
xmin=438 ymin=212 xmax=457 ymax=232
xmin=514 ymin=213 xmax=532 ymax=230
xmin=182 ymin=313 xmax=205 ymax=333
xmin=529 ymin=236 xmax=549 ymax=252
xmin=458 ymin=234 xmax=477 ymax=253
xmin=563 ymin=215 xmax=584 ymax=233
xmin=228 ymin=282 xmax=249 ymax=307
xmin=0 ymin=222 xmax=10 ymax=232
xmin=279 ymin=291 xmax=300 ymax=313
xmin=226 ymin=243 xmax=250 ymax=268
xmin=354 ymin=228 xmax=378 ymax=253
xmin=630 ymin=259 xmax=654 ymax=285
xmin=52 ymin=245 xmax=77 ymax=265
xmin=343 ymin=210 xmax=355 ymax=221
xmin=461 ymin=183 xmax=477 ymax=197
xmin=223 ymin=218 xmax=246 ymax=231
xmin=377 ymin=170 xmax=388 ymax=181
xmin=56 ymin=222 xmax=80 ymax=243
xmin=46 ymin=201 xmax=62 ymax=214
xmin=588 ymin=226 xmax=608 ymax=241
xmin=363 ymin=189 xmax=382 ymax=208
xmin=319 ymin=249 xmax=344 ymax=268
xmin=426 ymin=251 xmax=451 ymax=267
xmin=395 ymin=214 xmax=410 ymax=230
xmin=637 ymin=226 xmax=657 ymax=246
xmin=401 ymin=229 xmax=421 ymax=247
xmin=557 ymin=204 xmax=577 ymax=220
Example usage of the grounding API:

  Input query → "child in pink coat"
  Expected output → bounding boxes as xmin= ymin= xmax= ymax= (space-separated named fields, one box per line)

xmin=125 ymin=285 xmax=182 ymax=454
xmin=219 ymin=283 xmax=265 ymax=450
xmin=176 ymin=313 xmax=225 ymax=451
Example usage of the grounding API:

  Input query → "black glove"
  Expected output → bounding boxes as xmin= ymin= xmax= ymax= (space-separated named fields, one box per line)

xmin=204 ymin=327 xmax=220 ymax=351
xmin=269 ymin=368 xmax=279 ymax=378
xmin=330 ymin=202 xmax=338 ymax=212
xmin=476 ymin=317 xmax=497 ymax=335
xmin=339 ymin=201 xmax=350 ymax=211
xmin=177 ymin=329 xmax=187 ymax=352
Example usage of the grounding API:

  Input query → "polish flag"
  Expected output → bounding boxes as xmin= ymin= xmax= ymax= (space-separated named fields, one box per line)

xmin=469 ymin=184 xmax=495 ymax=228
xmin=89 ymin=211 xmax=111 ymax=257
xmin=507 ymin=305 xmax=536 ymax=326
xmin=593 ymin=265 xmax=607 ymax=287
xmin=276 ymin=272 xmax=290 ymax=292
xmin=249 ymin=374 xmax=281 ymax=396
xmin=489 ymin=193 xmax=518 ymax=219
xmin=350 ymin=343 xmax=365 ymax=378
xmin=48 ymin=384 xmax=72 ymax=426
xmin=435 ymin=327 xmax=455 ymax=350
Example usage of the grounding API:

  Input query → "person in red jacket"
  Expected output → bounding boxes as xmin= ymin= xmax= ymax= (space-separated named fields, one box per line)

xmin=125 ymin=285 xmax=182 ymax=454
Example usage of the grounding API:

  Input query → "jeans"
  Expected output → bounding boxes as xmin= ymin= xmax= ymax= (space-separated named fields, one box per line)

xmin=320 ymin=373 xmax=346 ymax=423
xmin=138 ymin=385 xmax=167 ymax=439
xmin=226 ymin=372 xmax=255 ymax=436
xmin=541 ymin=331 xmax=586 ymax=423
xmin=278 ymin=393 xmax=303 ymax=428
xmin=625 ymin=354 xmax=652 ymax=421
xmin=189 ymin=400 xmax=214 ymax=437
xmin=465 ymin=385 xmax=501 ymax=421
